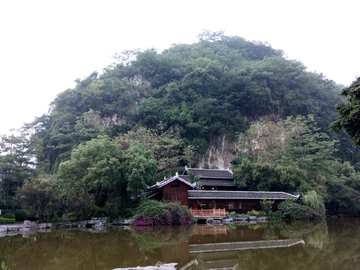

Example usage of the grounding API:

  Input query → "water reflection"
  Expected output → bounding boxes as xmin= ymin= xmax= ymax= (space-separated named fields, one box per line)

xmin=0 ymin=219 xmax=359 ymax=270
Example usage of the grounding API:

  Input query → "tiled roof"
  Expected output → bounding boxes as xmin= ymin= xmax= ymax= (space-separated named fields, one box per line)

xmin=198 ymin=179 xmax=235 ymax=187
xmin=184 ymin=167 xmax=233 ymax=179
xmin=148 ymin=175 xmax=196 ymax=190
xmin=181 ymin=175 xmax=235 ymax=186
xmin=188 ymin=190 xmax=299 ymax=200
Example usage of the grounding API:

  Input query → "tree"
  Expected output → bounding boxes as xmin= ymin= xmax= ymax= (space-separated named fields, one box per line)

xmin=302 ymin=190 xmax=325 ymax=213
xmin=330 ymin=77 xmax=360 ymax=147
xmin=17 ymin=175 xmax=61 ymax=220
xmin=0 ymin=127 xmax=39 ymax=209
xmin=58 ymin=135 xmax=157 ymax=218
xmin=233 ymin=115 xmax=338 ymax=195
xmin=121 ymin=126 xmax=195 ymax=173
xmin=197 ymin=29 xmax=225 ymax=42
xmin=233 ymin=115 xmax=360 ymax=214
xmin=123 ymin=141 xmax=157 ymax=197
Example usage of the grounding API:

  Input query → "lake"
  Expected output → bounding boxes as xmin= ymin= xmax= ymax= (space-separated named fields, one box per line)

xmin=0 ymin=219 xmax=359 ymax=270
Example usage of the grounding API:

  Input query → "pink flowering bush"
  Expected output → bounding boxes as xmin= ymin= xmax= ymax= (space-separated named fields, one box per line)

xmin=132 ymin=200 xmax=196 ymax=226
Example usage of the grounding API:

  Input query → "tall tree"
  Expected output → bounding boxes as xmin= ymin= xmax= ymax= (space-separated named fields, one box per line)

xmin=120 ymin=126 xmax=195 ymax=173
xmin=233 ymin=115 xmax=360 ymax=214
xmin=58 ymin=135 xmax=157 ymax=217
xmin=0 ymin=127 xmax=39 ymax=209
xmin=17 ymin=175 xmax=61 ymax=220
xmin=330 ymin=77 xmax=360 ymax=147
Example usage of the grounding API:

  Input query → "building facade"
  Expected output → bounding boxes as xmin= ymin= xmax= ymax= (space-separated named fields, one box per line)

xmin=147 ymin=168 xmax=299 ymax=213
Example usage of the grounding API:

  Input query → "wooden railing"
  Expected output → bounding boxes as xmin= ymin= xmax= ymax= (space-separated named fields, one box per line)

xmin=191 ymin=208 xmax=226 ymax=218
xmin=192 ymin=226 xmax=227 ymax=236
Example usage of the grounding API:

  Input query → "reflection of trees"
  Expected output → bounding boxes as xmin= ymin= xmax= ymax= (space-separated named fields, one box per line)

xmin=305 ymin=221 xmax=328 ymax=250
xmin=0 ymin=226 xmax=195 ymax=270
xmin=1 ymin=220 xmax=360 ymax=269
xmin=130 ymin=225 xmax=194 ymax=250
xmin=0 ymin=229 xmax=147 ymax=270
xmin=236 ymin=220 xmax=360 ymax=270
xmin=264 ymin=220 xmax=325 ymax=239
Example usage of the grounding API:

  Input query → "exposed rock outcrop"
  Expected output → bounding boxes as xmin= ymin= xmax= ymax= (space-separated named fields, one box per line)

xmin=197 ymin=134 xmax=239 ymax=170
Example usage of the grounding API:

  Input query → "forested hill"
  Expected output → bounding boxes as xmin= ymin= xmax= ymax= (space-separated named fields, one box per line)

xmin=30 ymin=31 xmax=347 ymax=174
xmin=3 ymin=31 xmax=360 ymax=218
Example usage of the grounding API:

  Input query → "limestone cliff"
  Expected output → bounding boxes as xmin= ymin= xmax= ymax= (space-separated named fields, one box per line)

xmin=196 ymin=134 xmax=239 ymax=171
xmin=196 ymin=115 xmax=283 ymax=170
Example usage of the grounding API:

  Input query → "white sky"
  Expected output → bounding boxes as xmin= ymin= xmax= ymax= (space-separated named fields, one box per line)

xmin=0 ymin=0 xmax=359 ymax=136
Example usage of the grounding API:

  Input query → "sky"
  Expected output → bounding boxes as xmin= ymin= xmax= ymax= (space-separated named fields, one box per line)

xmin=0 ymin=0 xmax=359 ymax=136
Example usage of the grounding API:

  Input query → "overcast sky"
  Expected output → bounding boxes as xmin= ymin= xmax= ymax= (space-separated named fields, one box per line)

xmin=0 ymin=0 xmax=359 ymax=136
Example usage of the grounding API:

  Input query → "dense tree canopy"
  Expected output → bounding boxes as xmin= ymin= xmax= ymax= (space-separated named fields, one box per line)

xmin=28 ymin=32 xmax=345 ymax=174
xmin=1 ymin=31 xmax=358 ymax=218
xmin=0 ymin=127 xmax=41 ymax=209
xmin=233 ymin=116 xmax=360 ymax=214
xmin=17 ymin=175 xmax=61 ymax=220
xmin=57 ymin=135 xmax=157 ymax=218
xmin=330 ymin=77 xmax=360 ymax=146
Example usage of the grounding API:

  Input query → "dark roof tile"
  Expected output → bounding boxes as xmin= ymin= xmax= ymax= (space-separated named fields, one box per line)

xmin=185 ymin=167 xmax=233 ymax=179
xmin=199 ymin=179 xmax=235 ymax=187
xmin=188 ymin=190 xmax=299 ymax=200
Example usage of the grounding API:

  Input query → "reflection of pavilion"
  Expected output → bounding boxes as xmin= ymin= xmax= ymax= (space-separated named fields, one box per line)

xmin=191 ymin=225 xmax=228 ymax=236
xmin=189 ymin=239 xmax=305 ymax=254
xmin=183 ymin=239 xmax=305 ymax=270
xmin=145 ymin=225 xmax=307 ymax=270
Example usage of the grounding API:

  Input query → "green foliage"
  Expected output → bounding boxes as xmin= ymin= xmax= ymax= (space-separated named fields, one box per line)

xmin=120 ymin=126 xmax=195 ymax=174
xmin=0 ymin=217 xmax=15 ymax=224
xmin=187 ymin=171 xmax=201 ymax=183
xmin=226 ymin=211 xmax=236 ymax=217
xmin=1 ymin=261 xmax=9 ymax=270
xmin=247 ymin=210 xmax=259 ymax=216
xmin=1 ymin=213 xmax=14 ymax=219
xmin=260 ymin=198 xmax=274 ymax=215
xmin=274 ymin=199 xmax=325 ymax=220
xmin=302 ymin=190 xmax=325 ymax=212
xmin=330 ymin=77 xmax=360 ymax=147
xmin=16 ymin=175 xmax=61 ymax=221
xmin=233 ymin=156 xmax=305 ymax=192
xmin=4 ymin=31 xmax=358 ymax=218
xmin=14 ymin=209 xmax=27 ymax=221
xmin=133 ymin=200 xmax=195 ymax=226
xmin=66 ymin=189 xmax=96 ymax=221
xmin=234 ymin=115 xmax=360 ymax=215
xmin=0 ymin=127 xmax=39 ymax=209
xmin=58 ymin=136 xmax=157 ymax=218
xmin=28 ymin=31 xmax=345 ymax=174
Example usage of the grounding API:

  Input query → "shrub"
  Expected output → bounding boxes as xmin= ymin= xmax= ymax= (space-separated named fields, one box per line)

xmin=302 ymin=190 xmax=325 ymax=215
xmin=1 ymin=210 xmax=14 ymax=216
xmin=15 ymin=209 xmax=27 ymax=221
xmin=260 ymin=198 xmax=274 ymax=215
xmin=132 ymin=200 xmax=196 ymax=226
xmin=0 ymin=217 xmax=15 ymax=224
xmin=1 ymin=213 xmax=15 ymax=219
xmin=275 ymin=199 xmax=325 ymax=220
xmin=227 ymin=211 xmax=236 ymax=217
xmin=247 ymin=210 xmax=259 ymax=216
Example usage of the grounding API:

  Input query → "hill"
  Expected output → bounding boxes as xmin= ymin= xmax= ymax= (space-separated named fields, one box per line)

xmin=2 ymin=31 xmax=360 ymax=217
xmin=29 ymin=31 xmax=353 ymax=174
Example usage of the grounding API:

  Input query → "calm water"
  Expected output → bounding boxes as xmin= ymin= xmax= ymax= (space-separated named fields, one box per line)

xmin=1 ymin=219 xmax=359 ymax=270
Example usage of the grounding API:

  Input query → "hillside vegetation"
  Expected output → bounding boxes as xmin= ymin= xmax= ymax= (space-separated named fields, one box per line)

xmin=1 ymin=30 xmax=359 ymax=219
